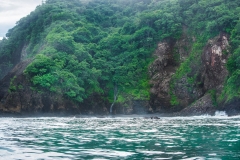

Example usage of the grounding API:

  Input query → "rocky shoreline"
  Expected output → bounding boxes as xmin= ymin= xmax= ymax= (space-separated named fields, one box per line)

xmin=0 ymin=33 xmax=239 ymax=117
xmin=1 ymin=102 xmax=239 ymax=117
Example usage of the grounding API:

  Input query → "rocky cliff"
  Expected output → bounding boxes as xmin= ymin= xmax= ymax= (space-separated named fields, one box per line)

xmin=0 ymin=32 xmax=237 ymax=116
xmin=0 ymin=61 xmax=110 ymax=115
xmin=1 ymin=0 xmax=240 ymax=116
xmin=148 ymin=32 xmax=234 ymax=115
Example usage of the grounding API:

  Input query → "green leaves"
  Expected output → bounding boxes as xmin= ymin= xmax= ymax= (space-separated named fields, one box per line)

xmin=73 ymin=27 xmax=92 ymax=43
xmin=2 ymin=0 xmax=240 ymax=106
xmin=32 ymin=73 xmax=57 ymax=88
xmin=224 ymin=19 xmax=240 ymax=101
xmin=224 ymin=69 xmax=240 ymax=100
xmin=24 ymin=52 xmax=100 ymax=102
xmin=25 ymin=54 xmax=53 ymax=76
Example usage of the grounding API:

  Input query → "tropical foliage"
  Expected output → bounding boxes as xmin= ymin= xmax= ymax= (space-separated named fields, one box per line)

xmin=0 ymin=0 xmax=240 ymax=105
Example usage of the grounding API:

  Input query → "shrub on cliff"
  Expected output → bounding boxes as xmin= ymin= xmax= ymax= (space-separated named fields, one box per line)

xmin=1 ymin=0 xmax=240 ymax=108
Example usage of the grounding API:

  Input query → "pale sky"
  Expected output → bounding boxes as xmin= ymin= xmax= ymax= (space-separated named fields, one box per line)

xmin=0 ymin=0 xmax=42 ymax=40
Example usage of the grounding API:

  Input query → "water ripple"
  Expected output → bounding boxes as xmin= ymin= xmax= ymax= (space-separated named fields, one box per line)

xmin=0 ymin=116 xmax=239 ymax=159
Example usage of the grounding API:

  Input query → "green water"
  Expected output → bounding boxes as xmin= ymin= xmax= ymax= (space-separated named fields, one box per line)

xmin=0 ymin=115 xmax=239 ymax=160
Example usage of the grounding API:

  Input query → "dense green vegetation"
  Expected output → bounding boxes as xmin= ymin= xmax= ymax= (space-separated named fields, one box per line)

xmin=0 ymin=0 xmax=240 ymax=107
xmin=224 ymin=19 xmax=240 ymax=101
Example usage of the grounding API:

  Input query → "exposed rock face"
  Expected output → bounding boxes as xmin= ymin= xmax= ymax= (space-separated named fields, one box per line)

xmin=20 ymin=44 xmax=29 ymax=61
xmin=0 ymin=32 xmax=235 ymax=116
xmin=175 ymin=34 xmax=230 ymax=108
xmin=132 ymin=100 xmax=151 ymax=114
xmin=0 ymin=42 xmax=26 ymax=80
xmin=202 ymin=33 xmax=229 ymax=93
xmin=149 ymin=41 xmax=175 ymax=112
xmin=0 ymin=60 xmax=32 ymax=102
xmin=149 ymin=31 xmax=192 ymax=112
xmin=0 ymin=76 xmax=110 ymax=115
xmin=0 ymin=60 xmax=109 ymax=115
xmin=0 ymin=59 xmax=150 ymax=115
xmin=79 ymin=93 xmax=109 ymax=115
xmin=149 ymin=32 xmax=230 ymax=113
xmin=0 ymin=74 xmax=78 ymax=114
xmin=174 ymin=75 xmax=204 ymax=107
xmin=176 ymin=94 xmax=216 ymax=116
xmin=222 ymin=98 xmax=240 ymax=116
xmin=113 ymin=100 xmax=151 ymax=115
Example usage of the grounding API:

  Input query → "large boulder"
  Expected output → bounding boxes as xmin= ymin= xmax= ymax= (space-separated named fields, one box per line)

xmin=176 ymin=94 xmax=216 ymax=116
xmin=222 ymin=98 xmax=240 ymax=116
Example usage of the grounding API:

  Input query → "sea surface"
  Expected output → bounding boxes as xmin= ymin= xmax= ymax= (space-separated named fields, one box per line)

xmin=0 ymin=113 xmax=239 ymax=160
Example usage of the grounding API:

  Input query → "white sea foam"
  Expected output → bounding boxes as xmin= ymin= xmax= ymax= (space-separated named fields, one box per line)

xmin=214 ymin=111 xmax=228 ymax=117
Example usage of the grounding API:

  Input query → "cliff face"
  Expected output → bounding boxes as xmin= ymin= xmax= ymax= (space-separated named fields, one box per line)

xmin=149 ymin=32 xmax=230 ymax=114
xmin=0 ymin=41 xmax=25 ymax=80
xmin=0 ymin=32 xmax=235 ymax=116
xmin=149 ymin=41 xmax=179 ymax=112
xmin=0 ymin=60 xmax=103 ymax=115
xmin=1 ymin=0 xmax=240 ymax=116
xmin=149 ymin=27 xmax=192 ymax=112
xmin=0 ymin=31 xmax=237 ymax=116
xmin=202 ymin=34 xmax=229 ymax=91
xmin=0 ymin=66 xmax=108 ymax=115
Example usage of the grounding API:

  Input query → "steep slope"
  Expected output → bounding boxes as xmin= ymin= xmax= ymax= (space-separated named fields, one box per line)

xmin=149 ymin=32 xmax=231 ymax=115
xmin=0 ymin=0 xmax=240 ymax=115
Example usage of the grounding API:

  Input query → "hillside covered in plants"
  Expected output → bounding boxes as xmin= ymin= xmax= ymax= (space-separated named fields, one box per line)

xmin=0 ymin=0 xmax=240 ymax=115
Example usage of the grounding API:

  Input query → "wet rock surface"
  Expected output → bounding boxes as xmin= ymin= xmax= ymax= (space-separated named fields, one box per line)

xmin=222 ymin=99 xmax=240 ymax=116
xmin=175 ymin=94 xmax=216 ymax=116
xmin=149 ymin=32 xmax=232 ymax=114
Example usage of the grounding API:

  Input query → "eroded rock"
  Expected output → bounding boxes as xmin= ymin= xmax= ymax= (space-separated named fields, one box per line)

xmin=176 ymin=94 xmax=216 ymax=116
xmin=149 ymin=32 xmax=192 ymax=112
xmin=149 ymin=32 xmax=230 ymax=113
xmin=202 ymin=33 xmax=229 ymax=92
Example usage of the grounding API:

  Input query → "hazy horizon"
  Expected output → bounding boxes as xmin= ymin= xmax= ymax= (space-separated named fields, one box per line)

xmin=0 ymin=0 xmax=42 ymax=39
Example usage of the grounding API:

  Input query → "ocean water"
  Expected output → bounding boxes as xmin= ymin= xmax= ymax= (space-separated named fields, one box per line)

xmin=0 ymin=114 xmax=239 ymax=160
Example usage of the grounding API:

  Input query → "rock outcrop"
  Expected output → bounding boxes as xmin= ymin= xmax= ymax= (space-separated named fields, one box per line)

xmin=201 ymin=33 xmax=229 ymax=96
xmin=0 ymin=60 xmax=108 ymax=115
xmin=222 ymin=98 xmax=240 ymax=116
xmin=149 ymin=32 xmax=230 ymax=114
xmin=176 ymin=94 xmax=216 ymax=116
xmin=0 ymin=32 xmax=236 ymax=116
xmin=149 ymin=41 xmax=176 ymax=112
xmin=149 ymin=29 xmax=193 ymax=112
